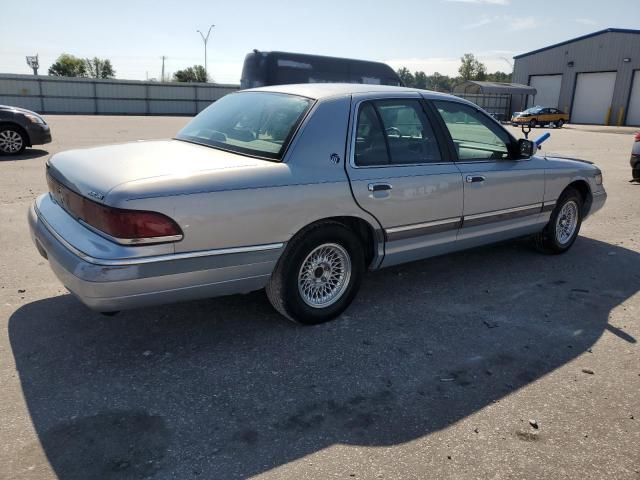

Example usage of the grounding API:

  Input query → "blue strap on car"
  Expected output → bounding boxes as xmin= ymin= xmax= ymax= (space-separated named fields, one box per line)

xmin=535 ymin=132 xmax=551 ymax=148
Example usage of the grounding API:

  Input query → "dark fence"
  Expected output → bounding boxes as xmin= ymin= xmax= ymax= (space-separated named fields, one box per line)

xmin=453 ymin=93 xmax=512 ymax=121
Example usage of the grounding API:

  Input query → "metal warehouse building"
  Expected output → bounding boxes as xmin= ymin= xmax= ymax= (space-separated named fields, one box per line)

xmin=512 ymin=28 xmax=640 ymax=126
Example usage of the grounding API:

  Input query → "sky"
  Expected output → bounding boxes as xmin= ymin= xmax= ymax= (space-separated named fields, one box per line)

xmin=1 ymin=0 xmax=639 ymax=84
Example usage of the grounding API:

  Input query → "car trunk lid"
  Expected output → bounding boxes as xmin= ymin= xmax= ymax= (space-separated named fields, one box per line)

xmin=47 ymin=139 xmax=267 ymax=203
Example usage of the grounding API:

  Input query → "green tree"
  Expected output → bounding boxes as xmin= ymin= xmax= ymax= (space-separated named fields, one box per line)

xmin=396 ymin=67 xmax=415 ymax=87
xmin=458 ymin=53 xmax=487 ymax=81
xmin=413 ymin=71 xmax=428 ymax=89
xmin=84 ymin=57 xmax=116 ymax=79
xmin=427 ymin=72 xmax=454 ymax=92
xmin=173 ymin=65 xmax=208 ymax=83
xmin=485 ymin=71 xmax=512 ymax=83
xmin=48 ymin=53 xmax=87 ymax=77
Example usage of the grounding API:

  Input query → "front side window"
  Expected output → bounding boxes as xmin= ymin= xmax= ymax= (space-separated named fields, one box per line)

xmin=176 ymin=92 xmax=312 ymax=160
xmin=354 ymin=99 xmax=442 ymax=166
xmin=434 ymin=101 xmax=511 ymax=161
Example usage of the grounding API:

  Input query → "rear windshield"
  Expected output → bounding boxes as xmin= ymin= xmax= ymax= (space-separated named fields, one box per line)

xmin=176 ymin=92 xmax=312 ymax=160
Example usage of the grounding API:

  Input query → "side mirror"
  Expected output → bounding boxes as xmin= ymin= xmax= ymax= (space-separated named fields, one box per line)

xmin=518 ymin=138 xmax=537 ymax=158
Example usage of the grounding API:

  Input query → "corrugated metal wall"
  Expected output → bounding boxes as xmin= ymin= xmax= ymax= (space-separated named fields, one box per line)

xmin=512 ymin=30 xmax=640 ymax=125
xmin=0 ymin=73 xmax=239 ymax=115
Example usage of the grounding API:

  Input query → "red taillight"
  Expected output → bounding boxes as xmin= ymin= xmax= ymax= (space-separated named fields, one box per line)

xmin=47 ymin=174 xmax=182 ymax=245
xmin=635 ymin=132 xmax=640 ymax=142
xmin=82 ymin=202 xmax=182 ymax=243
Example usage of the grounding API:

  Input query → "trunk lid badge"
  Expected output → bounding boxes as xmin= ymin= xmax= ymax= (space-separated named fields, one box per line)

xmin=87 ymin=191 xmax=105 ymax=201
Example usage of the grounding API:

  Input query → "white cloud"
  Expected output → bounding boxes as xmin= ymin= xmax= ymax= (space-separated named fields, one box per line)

xmin=575 ymin=18 xmax=597 ymax=26
xmin=509 ymin=16 xmax=539 ymax=31
xmin=463 ymin=15 xmax=495 ymax=30
xmin=463 ymin=14 xmax=539 ymax=31
xmin=445 ymin=0 xmax=510 ymax=4
xmin=476 ymin=49 xmax=517 ymax=56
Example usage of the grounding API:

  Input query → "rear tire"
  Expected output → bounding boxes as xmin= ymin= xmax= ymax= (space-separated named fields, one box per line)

xmin=529 ymin=119 xmax=537 ymax=128
xmin=266 ymin=222 xmax=365 ymax=325
xmin=0 ymin=125 xmax=27 ymax=155
xmin=555 ymin=119 xmax=564 ymax=128
xmin=533 ymin=187 xmax=583 ymax=254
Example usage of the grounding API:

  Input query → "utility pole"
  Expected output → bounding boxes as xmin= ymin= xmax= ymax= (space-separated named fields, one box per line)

xmin=196 ymin=24 xmax=215 ymax=82
xmin=160 ymin=56 xmax=167 ymax=82
xmin=25 ymin=54 xmax=39 ymax=75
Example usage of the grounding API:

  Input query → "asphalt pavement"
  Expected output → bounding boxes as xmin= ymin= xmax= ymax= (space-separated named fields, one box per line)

xmin=1 ymin=116 xmax=638 ymax=479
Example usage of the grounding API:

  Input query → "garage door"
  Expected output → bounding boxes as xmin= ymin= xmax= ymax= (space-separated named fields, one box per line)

xmin=529 ymin=75 xmax=562 ymax=108
xmin=626 ymin=71 xmax=640 ymax=126
xmin=571 ymin=72 xmax=617 ymax=125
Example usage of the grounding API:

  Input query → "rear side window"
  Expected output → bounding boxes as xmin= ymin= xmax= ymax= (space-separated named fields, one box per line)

xmin=434 ymin=101 xmax=511 ymax=161
xmin=354 ymin=99 xmax=442 ymax=166
xmin=177 ymin=92 xmax=312 ymax=160
xmin=354 ymin=103 xmax=389 ymax=166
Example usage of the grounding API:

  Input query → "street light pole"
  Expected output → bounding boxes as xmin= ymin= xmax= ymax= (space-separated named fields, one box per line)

xmin=196 ymin=24 xmax=215 ymax=82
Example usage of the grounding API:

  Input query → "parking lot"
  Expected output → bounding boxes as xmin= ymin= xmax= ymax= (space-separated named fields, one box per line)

xmin=1 ymin=116 xmax=639 ymax=479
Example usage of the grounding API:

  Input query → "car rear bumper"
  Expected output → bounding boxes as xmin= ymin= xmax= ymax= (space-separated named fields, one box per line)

xmin=28 ymin=194 xmax=284 ymax=312
xmin=26 ymin=124 xmax=52 ymax=146
xmin=631 ymin=154 xmax=640 ymax=169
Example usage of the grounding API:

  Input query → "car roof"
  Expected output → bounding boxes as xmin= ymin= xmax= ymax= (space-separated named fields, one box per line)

xmin=244 ymin=83 xmax=459 ymax=102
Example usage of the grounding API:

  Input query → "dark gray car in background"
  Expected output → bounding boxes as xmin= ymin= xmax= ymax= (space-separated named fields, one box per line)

xmin=0 ymin=105 xmax=52 ymax=155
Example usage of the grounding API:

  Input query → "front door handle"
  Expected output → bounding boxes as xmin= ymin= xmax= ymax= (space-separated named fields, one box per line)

xmin=465 ymin=175 xmax=486 ymax=183
xmin=368 ymin=183 xmax=393 ymax=192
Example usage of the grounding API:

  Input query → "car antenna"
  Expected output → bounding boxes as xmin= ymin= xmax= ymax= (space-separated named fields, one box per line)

xmin=521 ymin=124 xmax=531 ymax=140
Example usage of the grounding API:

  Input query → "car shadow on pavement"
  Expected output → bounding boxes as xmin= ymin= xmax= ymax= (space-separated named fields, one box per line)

xmin=8 ymin=237 xmax=640 ymax=479
xmin=1 ymin=149 xmax=49 ymax=161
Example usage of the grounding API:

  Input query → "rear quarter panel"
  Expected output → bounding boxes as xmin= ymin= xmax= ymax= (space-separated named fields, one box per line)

xmin=116 ymin=95 xmax=380 ymax=254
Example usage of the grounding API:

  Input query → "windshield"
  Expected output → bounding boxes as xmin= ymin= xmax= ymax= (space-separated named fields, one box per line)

xmin=176 ymin=92 xmax=313 ymax=160
xmin=523 ymin=107 xmax=543 ymax=114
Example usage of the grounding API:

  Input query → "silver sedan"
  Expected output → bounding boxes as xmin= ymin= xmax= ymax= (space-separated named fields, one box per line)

xmin=29 ymin=84 xmax=607 ymax=324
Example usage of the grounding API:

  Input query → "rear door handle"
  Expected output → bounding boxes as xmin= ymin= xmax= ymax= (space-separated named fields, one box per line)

xmin=368 ymin=183 xmax=393 ymax=192
xmin=465 ymin=175 xmax=486 ymax=183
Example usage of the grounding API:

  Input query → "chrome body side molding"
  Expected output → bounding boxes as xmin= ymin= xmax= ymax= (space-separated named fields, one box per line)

xmin=386 ymin=217 xmax=462 ymax=241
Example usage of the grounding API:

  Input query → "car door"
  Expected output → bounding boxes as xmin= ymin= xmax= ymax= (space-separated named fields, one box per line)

xmin=538 ymin=107 xmax=554 ymax=125
xmin=429 ymin=99 xmax=546 ymax=245
xmin=346 ymin=92 xmax=463 ymax=267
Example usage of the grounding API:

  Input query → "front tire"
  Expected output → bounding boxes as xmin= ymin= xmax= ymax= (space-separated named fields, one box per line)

xmin=533 ymin=187 xmax=583 ymax=254
xmin=0 ymin=126 xmax=27 ymax=155
xmin=266 ymin=222 xmax=365 ymax=325
xmin=529 ymin=119 xmax=537 ymax=128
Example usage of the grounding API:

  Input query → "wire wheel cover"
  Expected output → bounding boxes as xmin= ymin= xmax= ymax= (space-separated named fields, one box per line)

xmin=555 ymin=200 xmax=579 ymax=245
xmin=298 ymin=243 xmax=352 ymax=308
